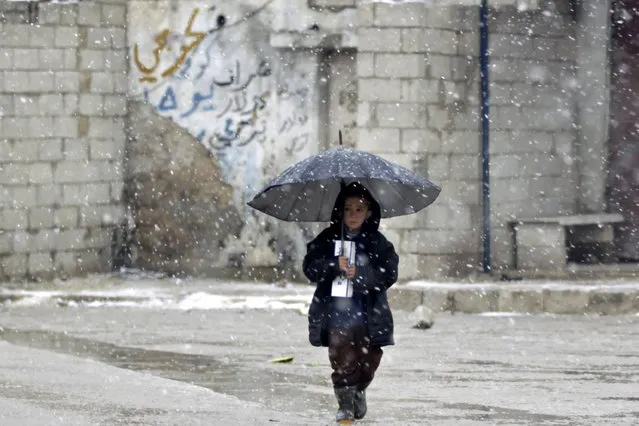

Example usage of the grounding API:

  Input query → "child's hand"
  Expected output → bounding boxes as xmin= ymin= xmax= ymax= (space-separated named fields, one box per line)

xmin=338 ymin=256 xmax=349 ymax=272
xmin=339 ymin=256 xmax=356 ymax=279
xmin=345 ymin=265 xmax=356 ymax=279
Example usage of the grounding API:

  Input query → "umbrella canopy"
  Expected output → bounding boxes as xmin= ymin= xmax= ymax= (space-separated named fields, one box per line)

xmin=248 ymin=148 xmax=441 ymax=222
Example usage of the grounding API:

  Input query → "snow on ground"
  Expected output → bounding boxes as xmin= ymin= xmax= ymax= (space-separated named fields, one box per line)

xmin=0 ymin=275 xmax=315 ymax=312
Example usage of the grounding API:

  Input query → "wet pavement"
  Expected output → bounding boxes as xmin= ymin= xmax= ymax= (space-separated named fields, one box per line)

xmin=0 ymin=280 xmax=638 ymax=425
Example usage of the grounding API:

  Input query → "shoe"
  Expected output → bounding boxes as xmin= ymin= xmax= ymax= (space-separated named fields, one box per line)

xmin=354 ymin=389 xmax=366 ymax=419
xmin=334 ymin=386 xmax=356 ymax=424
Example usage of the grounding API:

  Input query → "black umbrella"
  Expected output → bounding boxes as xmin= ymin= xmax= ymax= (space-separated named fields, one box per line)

xmin=248 ymin=133 xmax=441 ymax=222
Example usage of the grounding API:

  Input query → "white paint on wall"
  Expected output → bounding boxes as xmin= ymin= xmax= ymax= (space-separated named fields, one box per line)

xmin=128 ymin=0 xmax=319 ymax=214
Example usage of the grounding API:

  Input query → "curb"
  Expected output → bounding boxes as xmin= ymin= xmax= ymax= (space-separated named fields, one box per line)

xmin=388 ymin=284 xmax=639 ymax=315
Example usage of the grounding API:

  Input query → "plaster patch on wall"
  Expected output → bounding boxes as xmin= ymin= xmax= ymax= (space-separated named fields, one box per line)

xmin=128 ymin=1 xmax=320 ymax=271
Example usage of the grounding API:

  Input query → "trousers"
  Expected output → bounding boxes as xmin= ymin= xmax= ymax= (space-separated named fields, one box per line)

xmin=328 ymin=327 xmax=383 ymax=389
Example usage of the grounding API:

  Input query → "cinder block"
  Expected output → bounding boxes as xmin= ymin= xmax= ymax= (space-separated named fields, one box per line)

xmin=55 ymin=71 xmax=80 ymax=92
xmin=58 ymin=5 xmax=78 ymax=26
xmin=374 ymin=3 xmax=424 ymax=27
xmin=11 ymin=140 xmax=38 ymax=162
xmin=356 ymin=53 xmax=374 ymax=77
xmin=517 ymin=244 xmax=566 ymax=270
xmin=63 ymin=139 xmax=89 ymax=160
xmin=88 ymin=117 xmax=117 ymax=138
xmin=110 ymin=28 xmax=126 ymax=48
xmin=358 ymin=78 xmax=401 ymax=102
xmin=402 ymin=28 xmax=458 ymax=55
xmin=79 ymin=94 xmax=103 ymax=115
xmin=427 ymin=106 xmax=449 ymax=128
xmin=54 ymin=207 xmax=79 ymax=228
xmin=400 ymin=129 xmax=441 ymax=154
xmin=490 ymin=33 xmax=534 ymax=58
xmin=80 ymin=50 xmax=105 ymax=70
xmin=400 ymin=79 xmax=440 ymax=103
xmin=489 ymin=154 xmax=521 ymax=178
xmin=28 ymin=252 xmax=53 ymax=274
xmin=13 ymin=49 xmax=40 ymax=70
xmin=29 ymin=207 xmax=55 ymax=228
xmin=38 ymin=3 xmax=61 ymax=25
xmin=63 ymin=49 xmax=77 ymax=69
xmin=449 ymin=154 xmax=480 ymax=180
xmin=80 ymin=204 xmax=122 ymax=227
xmin=3 ymin=71 xmax=29 ymax=92
xmin=28 ymin=72 xmax=55 ymax=93
xmin=90 ymin=72 xmax=114 ymax=93
xmin=104 ymin=50 xmax=127 ymax=72
xmin=54 ymin=251 xmax=78 ymax=275
xmin=37 ymin=184 xmax=62 ymax=206
xmin=64 ymin=94 xmax=79 ymax=116
xmin=39 ymin=49 xmax=66 ymax=70
xmin=498 ymin=289 xmax=544 ymax=313
xmin=85 ymin=227 xmax=112 ymax=249
xmin=357 ymin=127 xmax=400 ymax=153
xmin=55 ymin=229 xmax=88 ymax=250
xmin=374 ymin=53 xmax=426 ymax=78
xmin=0 ymin=24 xmax=31 ymax=47
xmin=514 ymin=223 xmax=565 ymax=247
xmin=53 ymin=117 xmax=79 ymax=138
xmin=543 ymin=289 xmax=589 ymax=314
xmin=357 ymin=2 xmax=374 ymax=27
xmin=452 ymin=289 xmax=499 ymax=313
xmin=39 ymin=94 xmax=65 ymax=115
xmin=2 ymin=254 xmax=27 ymax=276
xmin=0 ymin=233 xmax=12 ymax=254
xmin=13 ymin=95 xmax=39 ymax=116
xmin=586 ymin=292 xmax=638 ymax=315
xmin=387 ymin=287 xmax=423 ymax=312
xmin=76 ymin=248 xmax=108 ymax=273
xmin=87 ymin=28 xmax=112 ymax=49
xmin=110 ymin=180 xmax=124 ymax=202
xmin=101 ymin=4 xmax=127 ymax=27
xmin=27 ymin=116 xmax=54 ymax=138
xmin=0 ymin=163 xmax=28 ymax=184
xmin=103 ymin=95 xmax=127 ymax=116
xmin=67 ymin=183 xmax=111 ymax=203
xmin=29 ymin=26 xmax=55 ymax=47
xmin=113 ymin=72 xmax=128 ymax=93
xmin=402 ymin=229 xmax=453 ymax=254
xmin=26 ymin=163 xmax=53 ymax=184
xmin=78 ymin=2 xmax=102 ymax=26
xmin=3 ymin=209 xmax=28 ymax=230
xmin=12 ymin=231 xmax=31 ymax=253
xmin=55 ymin=27 xmax=80 ymax=47
xmin=376 ymin=103 xmax=426 ymax=128
xmin=0 ymin=50 xmax=14 ymax=70
xmin=89 ymin=139 xmax=120 ymax=160
xmin=358 ymin=28 xmax=401 ymax=52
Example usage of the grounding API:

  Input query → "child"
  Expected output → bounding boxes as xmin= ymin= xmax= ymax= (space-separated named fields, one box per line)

xmin=303 ymin=182 xmax=399 ymax=424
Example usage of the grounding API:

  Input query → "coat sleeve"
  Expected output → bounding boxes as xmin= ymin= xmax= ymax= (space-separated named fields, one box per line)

xmin=353 ymin=234 xmax=399 ymax=293
xmin=302 ymin=232 xmax=340 ymax=284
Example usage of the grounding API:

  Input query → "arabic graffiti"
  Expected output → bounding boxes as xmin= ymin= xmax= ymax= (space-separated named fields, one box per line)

xmin=133 ymin=8 xmax=206 ymax=84
xmin=131 ymin=4 xmax=315 ymax=210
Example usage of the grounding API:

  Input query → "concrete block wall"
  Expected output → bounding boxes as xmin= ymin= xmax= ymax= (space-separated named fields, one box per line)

xmin=0 ymin=0 xmax=127 ymax=281
xmin=356 ymin=0 xmax=578 ymax=278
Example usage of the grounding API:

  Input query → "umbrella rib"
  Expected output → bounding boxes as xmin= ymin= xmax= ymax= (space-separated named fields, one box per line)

xmin=287 ymin=180 xmax=311 ymax=221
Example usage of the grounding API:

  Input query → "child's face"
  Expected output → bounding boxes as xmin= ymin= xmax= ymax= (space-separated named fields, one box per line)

xmin=344 ymin=196 xmax=369 ymax=232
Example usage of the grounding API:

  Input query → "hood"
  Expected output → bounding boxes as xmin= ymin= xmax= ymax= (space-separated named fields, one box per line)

xmin=330 ymin=182 xmax=381 ymax=232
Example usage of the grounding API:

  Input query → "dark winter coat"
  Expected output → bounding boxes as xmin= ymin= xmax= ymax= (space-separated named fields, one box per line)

xmin=303 ymin=186 xmax=399 ymax=348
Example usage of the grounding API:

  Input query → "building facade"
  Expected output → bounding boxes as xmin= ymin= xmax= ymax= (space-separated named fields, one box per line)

xmin=0 ymin=0 xmax=625 ymax=282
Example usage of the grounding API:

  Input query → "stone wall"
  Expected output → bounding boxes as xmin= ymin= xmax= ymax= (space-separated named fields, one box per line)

xmin=0 ymin=0 xmax=605 ymax=282
xmin=124 ymin=0 xmax=355 ymax=278
xmin=0 ymin=0 xmax=128 ymax=281
xmin=356 ymin=0 xmax=579 ymax=278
